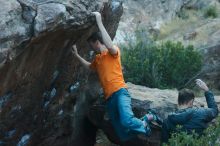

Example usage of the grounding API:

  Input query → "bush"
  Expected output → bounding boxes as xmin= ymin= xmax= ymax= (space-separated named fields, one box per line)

xmin=163 ymin=117 xmax=220 ymax=146
xmin=204 ymin=6 xmax=218 ymax=18
xmin=121 ymin=30 xmax=202 ymax=89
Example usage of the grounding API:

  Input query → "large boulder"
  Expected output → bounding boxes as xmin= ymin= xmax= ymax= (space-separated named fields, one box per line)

xmin=89 ymin=82 xmax=220 ymax=146
xmin=0 ymin=0 xmax=123 ymax=146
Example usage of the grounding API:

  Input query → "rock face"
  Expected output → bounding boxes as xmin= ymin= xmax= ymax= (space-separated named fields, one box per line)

xmin=114 ymin=0 xmax=219 ymax=44
xmin=114 ymin=0 xmax=191 ymax=43
xmin=185 ymin=44 xmax=220 ymax=91
xmin=201 ymin=44 xmax=220 ymax=90
xmin=0 ymin=0 xmax=123 ymax=146
xmin=89 ymin=83 xmax=220 ymax=146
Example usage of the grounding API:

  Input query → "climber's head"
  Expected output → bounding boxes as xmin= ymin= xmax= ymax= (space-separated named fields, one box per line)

xmin=87 ymin=32 xmax=104 ymax=53
xmin=178 ymin=89 xmax=195 ymax=108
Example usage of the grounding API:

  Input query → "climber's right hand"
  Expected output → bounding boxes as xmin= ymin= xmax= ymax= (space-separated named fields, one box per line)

xmin=92 ymin=12 xmax=102 ymax=22
xmin=72 ymin=45 xmax=78 ymax=56
xmin=196 ymin=79 xmax=209 ymax=92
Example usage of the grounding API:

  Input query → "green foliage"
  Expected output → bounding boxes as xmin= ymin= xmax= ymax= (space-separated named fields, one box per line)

xmin=163 ymin=117 xmax=220 ymax=146
xmin=121 ymin=30 xmax=202 ymax=89
xmin=204 ymin=5 xmax=218 ymax=18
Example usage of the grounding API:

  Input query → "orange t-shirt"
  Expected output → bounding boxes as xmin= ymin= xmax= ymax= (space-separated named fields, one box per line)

xmin=90 ymin=46 xmax=127 ymax=99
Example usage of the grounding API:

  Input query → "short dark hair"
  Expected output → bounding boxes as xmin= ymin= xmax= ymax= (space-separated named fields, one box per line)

xmin=87 ymin=32 xmax=104 ymax=44
xmin=178 ymin=89 xmax=195 ymax=105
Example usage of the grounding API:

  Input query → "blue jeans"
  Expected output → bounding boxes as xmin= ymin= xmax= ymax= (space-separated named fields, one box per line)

xmin=106 ymin=88 xmax=147 ymax=141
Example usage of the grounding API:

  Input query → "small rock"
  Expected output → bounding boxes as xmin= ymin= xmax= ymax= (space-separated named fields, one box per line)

xmin=51 ymin=70 xmax=59 ymax=85
xmin=17 ymin=134 xmax=31 ymax=146
xmin=183 ymin=31 xmax=198 ymax=40
xmin=11 ymin=105 xmax=22 ymax=112
xmin=5 ymin=129 xmax=16 ymax=139
xmin=42 ymin=91 xmax=50 ymax=98
xmin=0 ymin=91 xmax=13 ymax=111
xmin=69 ymin=82 xmax=80 ymax=94
xmin=44 ymin=101 xmax=50 ymax=108
xmin=50 ymin=88 xmax=57 ymax=98
xmin=43 ymin=87 xmax=57 ymax=108
xmin=58 ymin=109 xmax=64 ymax=116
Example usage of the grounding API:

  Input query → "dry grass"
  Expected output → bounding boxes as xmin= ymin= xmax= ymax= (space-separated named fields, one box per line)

xmin=157 ymin=6 xmax=220 ymax=48
xmin=158 ymin=10 xmax=200 ymax=40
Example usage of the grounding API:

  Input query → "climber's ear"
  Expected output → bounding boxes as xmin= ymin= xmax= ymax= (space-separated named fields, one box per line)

xmin=88 ymin=41 xmax=97 ymax=50
xmin=95 ymin=40 xmax=100 ymax=47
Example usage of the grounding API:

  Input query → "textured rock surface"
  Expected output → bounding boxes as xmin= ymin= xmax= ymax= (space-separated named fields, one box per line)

xmin=114 ymin=0 xmax=191 ymax=43
xmin=201 ymin=44 xmax=220 ymax=90
xmin=114 ymin=0 xmax=219 ymax=44
xmin=89 ymin=82 xmax=220 ymax=146
xmin=0 ymin=0 xmax=122 ymax=146
xmin=185 ymin=44 xmax=220 ymax=90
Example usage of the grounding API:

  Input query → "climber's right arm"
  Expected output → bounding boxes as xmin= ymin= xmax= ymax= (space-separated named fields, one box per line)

xmin=72 ymin=45 xmax=91 ymax=70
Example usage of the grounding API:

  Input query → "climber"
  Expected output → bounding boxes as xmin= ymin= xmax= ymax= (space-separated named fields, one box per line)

xmin=71 ymin=11 xmax=160 ymax=142
xmin=161 ymin=79 xmax=218 ymax=143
